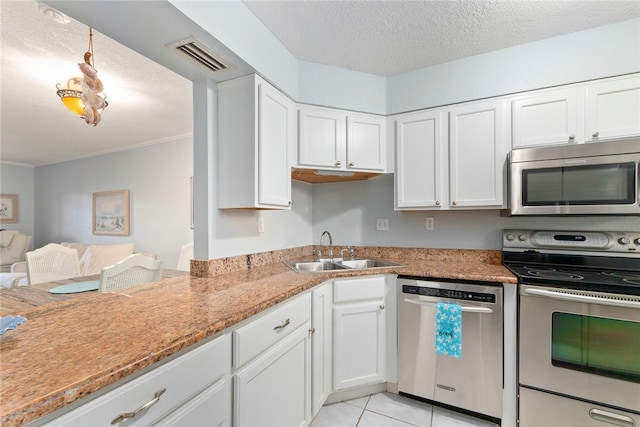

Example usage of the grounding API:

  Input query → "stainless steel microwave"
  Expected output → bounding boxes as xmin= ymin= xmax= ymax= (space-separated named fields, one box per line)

xmin=509 ymin=137 xmax=640 ymax=215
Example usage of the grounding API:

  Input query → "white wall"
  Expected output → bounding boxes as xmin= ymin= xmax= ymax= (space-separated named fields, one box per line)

xmin=0 ymin=163 xmax=35 ymax=247
xmin=34 ymin=138 xmax=193 ymax=268
xmin=211 ymin=181 xmax=313 ymax=258
xmin=387 ymin=18 xmax=640 ymax=114
xmin=311 ymin=175 xmax=640 ymax=250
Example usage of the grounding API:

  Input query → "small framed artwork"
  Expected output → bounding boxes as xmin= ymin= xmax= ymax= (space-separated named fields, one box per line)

xmin=93 ymin=190 xmax=130 ymax=236
xmin=0 ymin=194 xmax=19 ymax=223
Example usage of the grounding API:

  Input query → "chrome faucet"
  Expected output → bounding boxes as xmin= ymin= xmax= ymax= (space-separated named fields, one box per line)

xmin=320 ymin=230 xmax=333 ymax=261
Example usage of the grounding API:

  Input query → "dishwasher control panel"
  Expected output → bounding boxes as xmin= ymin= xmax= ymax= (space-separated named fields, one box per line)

xmin=402 ymin=285 xmax=496 ymax=303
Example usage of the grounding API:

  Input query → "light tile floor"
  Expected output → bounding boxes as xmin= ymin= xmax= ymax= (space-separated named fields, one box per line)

xmin=310 ymin=392 xmax=499 ymax=427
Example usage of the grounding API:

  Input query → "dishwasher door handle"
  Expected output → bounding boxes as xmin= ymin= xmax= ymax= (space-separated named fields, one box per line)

xmin=403 ymin=298 xmax=493 ymax=313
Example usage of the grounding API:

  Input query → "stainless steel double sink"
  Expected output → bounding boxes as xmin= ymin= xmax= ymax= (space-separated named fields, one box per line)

xmin=284 ymin=258 xmax=400 ymax=273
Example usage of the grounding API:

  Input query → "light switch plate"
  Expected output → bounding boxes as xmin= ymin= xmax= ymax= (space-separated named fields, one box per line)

xmin=426 ymin=217 xmax=434 ymax=231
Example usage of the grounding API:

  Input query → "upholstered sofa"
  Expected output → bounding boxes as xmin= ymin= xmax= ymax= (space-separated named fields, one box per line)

xmin=0 ymin=230 xmax=32 ymax=273
xmin=1 ymin=242 xmax=155 ymax=288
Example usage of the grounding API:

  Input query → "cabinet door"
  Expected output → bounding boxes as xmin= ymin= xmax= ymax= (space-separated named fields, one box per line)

xmin=394 ymin=110 xmax=446 ymax=209
xmin=585 ymin=75 xmax=640 ymax=140
xmin=449 ymin=99 xmax=509 ymax=209
xmin=311 ymin=284 xmax=332 ymax=416
xmin=333 ymin=301 xmax=386 ymax=390
xmin=258 ymin=81 xmax=294 ymax=207
xmin=512 ymin=88 xmax=584 ymax=147
xmin=298 ymin=107 xmax=345 ymax=169
xmin=233 ymin=325 xmax=311 ymax=427
xmin=346 ymin=113 xmax=386 ymax=171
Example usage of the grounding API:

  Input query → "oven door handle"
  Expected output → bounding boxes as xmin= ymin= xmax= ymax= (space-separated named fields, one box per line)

xmin=589 ymin=408 xmax=636 ymax=427
xmin=523 ymin=287 xmax=640 ymax=309
xmin=403 ymin=298 xmax=493 ymax=313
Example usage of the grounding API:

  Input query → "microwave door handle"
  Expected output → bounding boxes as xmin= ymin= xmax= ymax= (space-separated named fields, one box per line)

xmin=403 ymin=298 xmax=493 ymax=313
xmin=524 ymin=288 xmax=640 ymax=309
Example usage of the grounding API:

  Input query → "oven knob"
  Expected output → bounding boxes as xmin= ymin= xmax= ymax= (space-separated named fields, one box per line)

xmin=618 ymin=237 xmax=630 ymax=245
xmin=506 ymin=234 xmax=515 ymax=241
xmin=518 ymin=234 xmax=527 ymax=242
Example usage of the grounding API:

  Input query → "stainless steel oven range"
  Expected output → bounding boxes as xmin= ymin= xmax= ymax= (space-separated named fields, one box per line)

xmin=503 ymin=229 xmax=640 ymax=427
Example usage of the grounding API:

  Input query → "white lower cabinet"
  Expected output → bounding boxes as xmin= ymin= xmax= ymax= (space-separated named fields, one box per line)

xmin=42 ymin=334 xmax=231 ymax=426
xmin=232 ymin=292 xmax=312 ymax=427
xmin=332 ymin=276 xmax=387 ymax=390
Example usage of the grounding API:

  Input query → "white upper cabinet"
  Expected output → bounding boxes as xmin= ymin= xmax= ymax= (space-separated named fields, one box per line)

xmin=512 ymin=74 xmax=640 ymax=148
xmin=585 ymin=74 xmax=640 ymax=140
xmin=394 ymin=109 xmax=447 ymax=209
xmin=297 ymin=105 xmax=387 ymax=172
xmin=512 ymin=88 xmax=584 ymax=148
xmin=394 ymin=100 xmax=508 ymax=211
xmin=218 ymin=74 xmax=294 ymax=209
xmin=346 ymin=114 xmax=387 ymax=171
xmin=297 ymin=106 xmax=345 ymax=169
xmin=449 ymin=99 xmax=509 ymax=209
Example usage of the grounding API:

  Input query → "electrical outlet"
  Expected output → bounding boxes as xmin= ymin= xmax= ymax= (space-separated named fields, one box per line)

xmin=426 ymin=217 xmax=434 ymax=231
xmin=376 ymin=218 xmax=389 ymax=231
xmin=257 ymin=217 xmax=265 ymax=233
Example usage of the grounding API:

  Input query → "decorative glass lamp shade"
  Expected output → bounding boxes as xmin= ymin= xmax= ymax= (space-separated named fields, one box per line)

xmin=56 ymin=77 xmax=108 ymax=116
xmin=56 ymin=77 xmax=84 ymax=115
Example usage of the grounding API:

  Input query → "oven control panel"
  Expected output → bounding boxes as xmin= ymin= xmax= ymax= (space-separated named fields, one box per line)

xmin=503 ymin=229 xmax=640 ymax=254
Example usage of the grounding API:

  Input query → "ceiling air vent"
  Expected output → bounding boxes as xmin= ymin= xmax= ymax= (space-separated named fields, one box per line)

xmin=168 ymin=37 xmax=235 ymax=73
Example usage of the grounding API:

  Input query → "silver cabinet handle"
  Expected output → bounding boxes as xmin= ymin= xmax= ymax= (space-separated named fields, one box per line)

xmin=403 ymin=298 xmax=493 ymax=313
xmin=309 ymin=327 xmax=316 ymax=334
xmin=273 ymin=318 xmax=290 ymax=330
xmin=589 ymin=408 xmax=635 ymax=427
xmin=452 ymin=201 xmax=457 ymax=206
xmin=111 ymin=388 xmax=166 ymax=425
xmin=288 ymin=200 xmax=293 ymax=206
xmin=592 ymin=131 xmax=600 ymax=138
xmin=569 ymin=134 xmax=576 ymax=140
xmin=379 ymin=304 xmax=385 ymax=310
xmin=349 ymin=161 xmax=355 ymax=167
xmin=335 ymin=160 xmax=341 ymax=166
xmin=435 ymin=200 xmax=440 ymax=206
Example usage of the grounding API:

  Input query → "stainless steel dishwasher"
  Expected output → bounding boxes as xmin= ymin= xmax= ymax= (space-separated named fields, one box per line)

xmin=397 ymin=276 xmax=503 ymax=423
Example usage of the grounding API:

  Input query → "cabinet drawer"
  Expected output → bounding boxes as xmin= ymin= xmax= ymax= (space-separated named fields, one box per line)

xmin=233 ymin=292 xmax=311 ymax=368
xmin=153 ymin=378 xmax=229 ymax=427
xmin=334 ymin=276 xmax=386 ymax=303
xmin=44 ymin=334 xmax=229 ymax=426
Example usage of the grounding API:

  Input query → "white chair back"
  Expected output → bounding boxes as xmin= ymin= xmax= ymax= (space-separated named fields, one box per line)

xmin=176 ymin=241 xmax=194 ymax=272
xmin=99 ymin=254 xmax=163 ymax=292
xmin=26 ymin=243 xmax=81 ymax=285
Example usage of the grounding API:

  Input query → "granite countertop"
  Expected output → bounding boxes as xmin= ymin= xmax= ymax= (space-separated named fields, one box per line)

xmin=0 ymin=247 xmax=516 ymax=426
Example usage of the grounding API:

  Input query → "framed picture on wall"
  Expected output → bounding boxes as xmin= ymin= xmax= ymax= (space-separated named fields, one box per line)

xmin=92 ymin=190 xmax=130 ymax=236
xmin=0 ymin=194 xmax=19 ymax=223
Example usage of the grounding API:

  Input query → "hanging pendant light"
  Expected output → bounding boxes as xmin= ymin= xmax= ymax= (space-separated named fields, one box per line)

xmin=55 ymin=28 xmax=108 ymax=126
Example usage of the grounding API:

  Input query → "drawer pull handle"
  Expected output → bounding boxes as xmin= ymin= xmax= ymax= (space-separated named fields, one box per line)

xmin=273 ymin=318 xmax=290 ymax=330
xmin=380 ymin=304 xmax=385 ymax=310
xmin=309 ymin=327 xmax=316 ymax=334
xmin=111 ymin=388 xmax=166 ymax=425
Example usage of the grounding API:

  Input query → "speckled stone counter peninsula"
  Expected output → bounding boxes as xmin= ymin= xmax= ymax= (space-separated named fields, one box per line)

xmin=0 ymin=246 xmax=516 ymax=426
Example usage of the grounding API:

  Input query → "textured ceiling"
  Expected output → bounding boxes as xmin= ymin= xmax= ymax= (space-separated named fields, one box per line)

xmin=244 ymin=0 xmax=640 ymax=76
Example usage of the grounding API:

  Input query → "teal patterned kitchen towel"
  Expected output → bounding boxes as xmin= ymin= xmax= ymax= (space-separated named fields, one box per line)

xmin=435 ymin=302 xmax=462 ymax=358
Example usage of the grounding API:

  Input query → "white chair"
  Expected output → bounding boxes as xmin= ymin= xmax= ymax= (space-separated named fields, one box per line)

xmin=99 ymin=254 xmax=163 ymax=292
xmin=176 ymin=241 xmax=193 ymax=272
xmin=25 ymin=243 xmax=81 ymax=285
